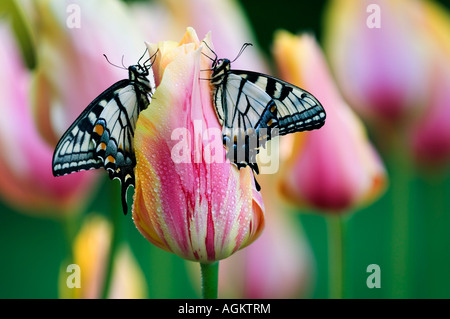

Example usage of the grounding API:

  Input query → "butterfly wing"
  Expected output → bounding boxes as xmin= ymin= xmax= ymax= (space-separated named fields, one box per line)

xmin=52 ymin=80 xmax=131 ymax=176
xmin=52 ymin=79 xmax=150 ymax=214
xmin=231 ymin=70 xmax=326 ymax=135
xmin=212 ymin=70 xmax=325 ymax=187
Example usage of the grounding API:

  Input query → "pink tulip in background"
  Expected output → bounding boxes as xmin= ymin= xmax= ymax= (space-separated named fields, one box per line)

xmin=274 ymin=31 xmax=387 ymax=212
xmin=33 ymin=0 xmax=150 ymax=145
xmin=324 ymin=0 xmax=430 ymax=125
xmin=0 ymin=22 xmax=94 ymax=214
xmin=130 ymin=0 xmax=267 ymax=73
xmin=410 ymin=1 xmax=450 ymax=167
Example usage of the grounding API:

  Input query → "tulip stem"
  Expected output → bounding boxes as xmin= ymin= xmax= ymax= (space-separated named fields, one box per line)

xmin=61 ymin=212 xmax=79 ymax=265
xmin=60 ymin=211 xmax=79 ymax=298
xmin=388 ymin=132 xmax=412 ymax=298
xmin=100 ymin=182 xmax=125 ymax=299
xmin=327 ymin=215 xmax=345 ymax=299
xmin=200 ymin=262 xmax=219 ymax=299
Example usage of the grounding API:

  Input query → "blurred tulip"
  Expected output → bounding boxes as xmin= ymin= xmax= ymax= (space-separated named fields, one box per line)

xmin=32 ymin=0 xmax=149 ymax=145
xmin=0 ymin=22 xmax=94 ymax=214
xmin=130 ymin=0 xmax=267 ymax=73
xmin=133 ymin=28 xmax=265 ymax=262
xmin=411 ymin=58 xmax=450 ymax=167
xmin=324 ymin=0 xmax=430 ymax=125
xmin=410 ymin=1 xmax=450 ymax=167
xmin=274 ymin=31 xmax=387 ymax=212
xmin=59 ymin=215 xmax=146 ymax=299
xmin=217 ymin=175 xmax=314 ymax=298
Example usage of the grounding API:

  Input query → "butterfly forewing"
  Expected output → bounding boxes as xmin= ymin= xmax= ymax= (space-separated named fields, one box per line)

xmin=52 ymin=62 xmax=155 ymax=215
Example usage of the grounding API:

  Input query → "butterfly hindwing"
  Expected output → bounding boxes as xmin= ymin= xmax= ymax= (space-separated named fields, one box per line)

xmin=213 ymin=73 xmax=278 ymax=169
xmin=232 ymin=70 xmax=326 ymax=135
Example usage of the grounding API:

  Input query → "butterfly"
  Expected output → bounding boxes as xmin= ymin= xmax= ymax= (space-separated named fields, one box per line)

xmin=204 ymin=43 xmax=326 ymax=189
xmin=52 ymin=50 xmax=157 ymax=215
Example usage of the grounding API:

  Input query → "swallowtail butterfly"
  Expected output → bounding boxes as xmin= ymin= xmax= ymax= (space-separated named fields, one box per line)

xmin=52 ymin=50 xmax=156 ymax=215
xmin=205 ymin=43 xmax=326 ymax=189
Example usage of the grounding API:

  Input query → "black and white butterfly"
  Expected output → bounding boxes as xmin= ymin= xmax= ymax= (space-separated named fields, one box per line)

xmin=52 ymin=50 xmax=157 ymax=215
xmin=205 ymin=43 xmax=326 ymax=189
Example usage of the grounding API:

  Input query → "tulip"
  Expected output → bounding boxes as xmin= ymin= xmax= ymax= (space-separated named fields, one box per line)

xmin=132 ymin=28 xmax=265 ymax=263
xmin=411 ymin=58 xmax=450 ymax=167
xmin=410 ymin=1 xmax=450 ymax=167
xmin=323 ymin=0 xmax=430 ymax=125
xmin=0 ymin=22 xmax=94 ymax=214
xmin=59 ymin=215 xmax=147 ymax=299
xmin=274 ymin=31 xmax=387 ymax=213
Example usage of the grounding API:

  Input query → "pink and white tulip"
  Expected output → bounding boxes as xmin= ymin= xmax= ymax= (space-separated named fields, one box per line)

xmin=132 ymin=28 xmax=265 ymax=262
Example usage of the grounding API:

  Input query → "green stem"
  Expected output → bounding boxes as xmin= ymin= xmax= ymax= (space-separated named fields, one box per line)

xmin=61 ymin=212 xmax=78 ymax=265
xmin=59 ymin=210 xmax=80 ymax=299
xmin=422 ymin=172 xmax=449 ymax=297
xmin=327 ymin=215 xmax=345 ymax=299
xmin=388 ymin=132 xmax=411 ymax=299
xmin=200 ymin=262 xmax=219 ymax=299
xmin=100 ymin=183 xmax=124 ymax=299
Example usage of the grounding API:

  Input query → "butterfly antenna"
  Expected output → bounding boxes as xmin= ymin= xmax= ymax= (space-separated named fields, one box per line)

xmin=121 ymin=55 xmax=126 ymax=69
xmin=202 ymin=40 xmax=218 ymax=62
xmin=145 ymin=48 xmax=159 ymax=65
xmin=103 ymin=54 xmax=127 ymax=70
xmin=137 ymin=47 xmax=148 ymax=65
xmin=145 ymin=48 xmax=159 ymax=67
xmin=201 ymin=52 xmax=215 ymax=63
xmin=231 ymin=43 xmax=253 ymax=63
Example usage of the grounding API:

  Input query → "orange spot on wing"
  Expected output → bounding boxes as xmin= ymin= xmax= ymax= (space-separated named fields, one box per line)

xmin=94 ymin=124 xmax=104 ymax=136
xmin=107 ymin=155 xmax=116 ymax=163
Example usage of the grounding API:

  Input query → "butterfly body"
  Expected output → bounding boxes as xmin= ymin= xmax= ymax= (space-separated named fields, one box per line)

xmin=52 ymin=60 xmax=155 ymax=215
xmin=208 ymin=52 xmax=326 ymax=184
